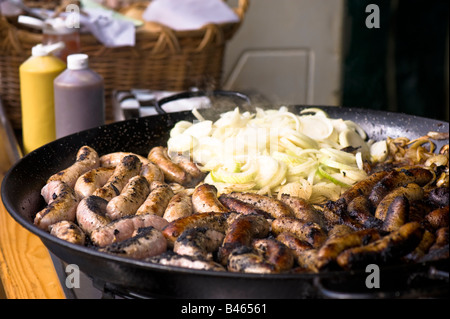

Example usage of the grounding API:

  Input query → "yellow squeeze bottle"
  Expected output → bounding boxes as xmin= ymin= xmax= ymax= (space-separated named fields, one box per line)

xmin=19 ymin=42 xmax=66 ymax=154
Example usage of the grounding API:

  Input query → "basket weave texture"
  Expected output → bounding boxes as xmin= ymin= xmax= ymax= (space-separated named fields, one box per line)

xmin=0 ymin=0 xmax=248 ymax=129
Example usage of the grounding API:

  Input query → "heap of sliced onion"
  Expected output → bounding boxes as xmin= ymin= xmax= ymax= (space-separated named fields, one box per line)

xmin=166 ymin=107 xmax=382 ymax=204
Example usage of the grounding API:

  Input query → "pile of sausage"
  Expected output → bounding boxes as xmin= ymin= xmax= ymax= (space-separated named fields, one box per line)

xmin=34 ymin=144 xmax=449 ymax=274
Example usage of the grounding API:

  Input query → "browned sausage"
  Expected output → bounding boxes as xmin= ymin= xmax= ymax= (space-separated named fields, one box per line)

xmin=76 ymin=195 xmax=110 ymax=235
xmin=225 ymin=192 xmax=294 ymax=219
xmin=279 ymin=194 xmax=324 ymax=226
xmin=106 ymin=175 xmax=150 ymax=220
xmin=406 ymin=230 xmax=436 ymax=261
xmin=148 ymin=146 xmax=190 ymax=185
xmin=271 ymin=217 xmax=327 ymax=248
xmin=347 ymin=196 xmax=383 ymax=229
xmin=140 ymin=162 xmax=165 ymax=184
xmin=336 ymin=222 xmax=424 ymax=270
xmin=276 ymin=232 xmax=313 ymax=254
xmin=217 ymin=214 xmax=270 ymax=265
xmin=162 ymin=212 xmax=230 ymax=246
xmin=218 ymin=194 xmax=271 ymax=218
xmin=100 ymin=151 xmax=150 ymax=167
xmin=163 ymin=190 xmax=194 ymax=222
xmin=173 ymin=227 xmax=225 ymax=260
xmin=146 ymin=251 xmax=226 ymax=272
xmin=381 ymin=195 xmax=409 ymax=232
xmin=34 ymin=181 xmax=79 ymax=231
xmin=74 ymin=167 xmax=115 ymax=199
xmin=171 ymin=154 xmax=205 ymax=186
xmin=375 ymin=183 xmax=424 ymax=221
xmin=425 ymin=206 xmax=449 ymax=229
xmin=341 ymin=171 xmax=389 ymax=204
xmin=136 ymin=181 xmax=174 ymax=216
xmin=47 ymin=146 xmax=100 ymax=188
xmin=93 ymin=155 xmax=142 ymax=201
xmin=369 ymin=167 xmax=433 ymax=207
xmin=226 ymin=246 xmax=276 ymax=273
xmin=192 ymin=184 xmax=228 ymax=214
xmin=252 ymin=238 xmax=294 ymax=272
xmin=316 ymin=228 xmax=380 ymax=269
xmin=90 ymin=213 xmax=169 ymax=247
xmin=49 ymin=220 xmax=85 ymax=245
xmin=99 ymin=226 xmax=167 ymax=259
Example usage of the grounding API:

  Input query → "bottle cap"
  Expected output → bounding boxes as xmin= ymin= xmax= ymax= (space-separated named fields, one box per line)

xmin=18 ymin=15 xmax=45 ymax=30
xmin=46 ymin=17 xmax=74 ymax=35
xmin=67 ymin=54 xmax=89 ymax=70
xmin=31 ymin=42 xmax=65 ymax=57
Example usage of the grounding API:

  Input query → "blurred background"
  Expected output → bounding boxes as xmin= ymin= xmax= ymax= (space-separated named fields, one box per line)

xmin=222 ymin=0 xmax=449 ymax=121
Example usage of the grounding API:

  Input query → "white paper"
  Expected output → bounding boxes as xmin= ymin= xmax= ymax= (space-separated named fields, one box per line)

xmin=142 ymin=0 xmax=240 ymax=31
xmin=81 ymin=8 xmax=135 ymax=47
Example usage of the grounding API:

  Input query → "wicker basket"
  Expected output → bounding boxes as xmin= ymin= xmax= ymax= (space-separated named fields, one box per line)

xmin=0 ymin=0 xmax=249 ymax=129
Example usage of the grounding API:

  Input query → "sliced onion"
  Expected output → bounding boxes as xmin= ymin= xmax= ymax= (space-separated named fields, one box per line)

xmin=317 ymin=165 xmax=351 ymax=187
xmin=168 ymin=134 xmax=197 ymax=153
xmin=299 ymin=116 xmax=334 ymax=140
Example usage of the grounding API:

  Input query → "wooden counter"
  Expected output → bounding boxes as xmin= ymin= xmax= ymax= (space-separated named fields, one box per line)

xmin=0 ymin=102 xmax=65 ymax=299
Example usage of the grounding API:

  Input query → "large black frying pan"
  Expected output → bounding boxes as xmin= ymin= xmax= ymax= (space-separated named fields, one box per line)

xmin=2 ymin=93 xmax=449 ymax=298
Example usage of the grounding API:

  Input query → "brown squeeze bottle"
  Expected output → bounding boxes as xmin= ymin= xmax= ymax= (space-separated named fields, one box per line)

xmin=54 ymin=54 xmax=105 ymax=138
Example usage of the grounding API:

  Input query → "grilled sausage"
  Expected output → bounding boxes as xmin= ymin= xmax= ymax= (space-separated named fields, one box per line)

xmin=428 ymin=187 xmax=449 ymax=208
xmin=425 ymin=206 xmax=449 ymax=229
xmin=227 ymin=246 xmax=276 ymax=274
xmin=171 ymin=154 xmax=205 ymax=186
xmin=341 ymin=171 xmax=389 ymax=204
xmin=217 ymin=214 xmax=271 ymax=265
xmin=347 ymin=196 xmax=383 ymax=229
xmin=106 ymin=175 xmax=150 ymax=220
xmin=369 ymin=167 xmax=433 ymax=207
xmin=34 ymin=181 xmax=79 ymax=231
xmin=336 ymin=222 xmax=424 ymax=270
xmin=90 ymin=213 xmax=169 ymax=247
xmin=148 ymin=146 xmax=190 ymax=185
xmin=163 ymin=190 xmax=194 ymax=222
xmin=49 ymin=220 xmax=85 ymax=245
xmin=93 ymin=155 xmax=142 ymax=201
xmin=316 ymin=228 xmax=380 ymax=269
xmin=294 ymin=249 xmax=320 ymax=273
xmin=162 ymin=212 xmax=230 ymax=246
xmin=192 ymin=184 xmax=228 ymax=214
xmin=381 ymin=195 xmax=409 ymax=232
xmin=375 ymin=183 xmax=424 ymax=221
xmin=74 ymin=167 xmax=115 ymax=199
xmin=100 ymin=151 xmax=150 ymax=167
xmin=252 ymin=238 xmax=295 ymax=272
xmin=406 ymin=230 xmax=436 ymax=261
xmin=136 ymin=181 xmax=174 ymax=216
xmin=276 ymin=232 xmax=313 ymax=254
xmin=140 ymin=162 xmax=164 ymax=184
xmin=173 ymin=227 xmax=225 ymax=260
xmin=271 ymin=217 xmax=327 ymax=248
xmin=100 ymin=151 xmax=164 ymax=184
xmin=99 ymin=226 xmax=167 ymax=259
xmin=279 ymin=194 xmax=324 ymax=226
xmin=76 ymin=195 xmax=110 ymax=235
xmin=226 ymin=192 xmax=294 ymax=219
xmin=218 ymin=194 xmax=271 ymax=218
xmin=47 ymin=146 xmax=100 ymax=188
xmin=146 ymin=251 xmax=226 ymax=272
xmin=430 ymin=227 xmax=449 ymax=250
